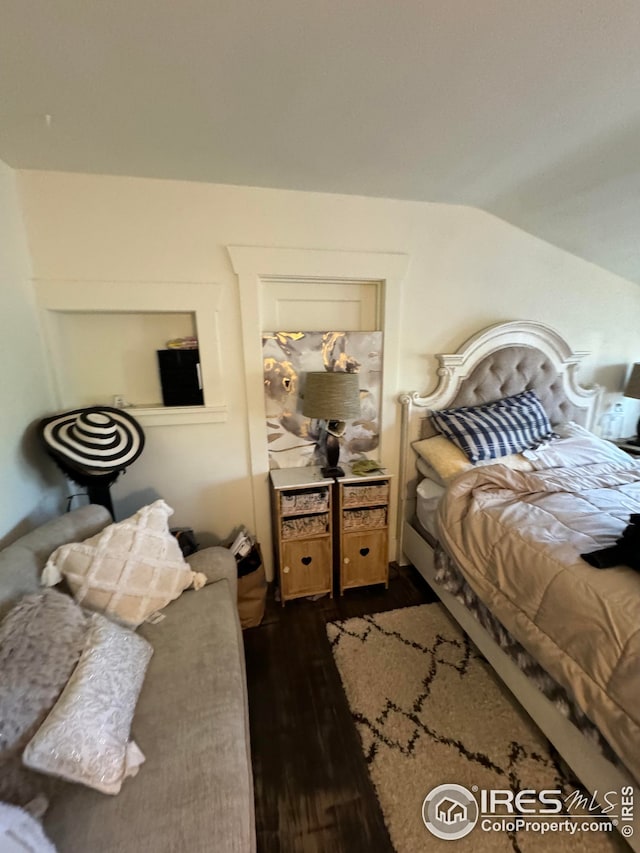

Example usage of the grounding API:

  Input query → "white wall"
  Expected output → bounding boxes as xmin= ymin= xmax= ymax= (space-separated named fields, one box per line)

xmin=0 ymin=161 xmax=65 ymax=544
xmin=16 ymin=170 xmax=640 ymax=554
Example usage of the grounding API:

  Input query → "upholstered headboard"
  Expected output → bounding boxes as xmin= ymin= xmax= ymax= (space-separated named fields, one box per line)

xmin=397 ymin=320 xmax=602 ymax=558
xmin=442 ymin=344 xmax=587 ymax=425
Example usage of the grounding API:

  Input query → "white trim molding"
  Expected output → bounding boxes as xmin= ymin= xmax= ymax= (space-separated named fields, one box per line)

xmin=228 ymin=245 xmax=409 ymax=580
xmin=33 ymin=280 xmax=227 ymax=425
xmin=124 ymin=405 xmax=228 ymax=427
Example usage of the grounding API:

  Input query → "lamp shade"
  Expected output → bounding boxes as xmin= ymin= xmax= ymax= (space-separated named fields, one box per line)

xmin=301 ymin=372 xmax=361 ymax=420
xmin=625 ymin=364 xmax=640 ymax=400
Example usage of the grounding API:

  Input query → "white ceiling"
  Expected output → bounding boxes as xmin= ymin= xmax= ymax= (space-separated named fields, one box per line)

xmin=2 ymin=0 xmax=640 ymax=283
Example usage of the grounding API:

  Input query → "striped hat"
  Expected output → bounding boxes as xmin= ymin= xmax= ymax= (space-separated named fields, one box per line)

xmin=40 ymin=407 xmax=145 ymax=474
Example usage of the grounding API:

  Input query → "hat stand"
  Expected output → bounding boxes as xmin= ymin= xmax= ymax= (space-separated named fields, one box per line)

xmin=85 ymin=478 xmax=117 ymax=518
xmin=49 ymin=456 xmax=119 ymax=518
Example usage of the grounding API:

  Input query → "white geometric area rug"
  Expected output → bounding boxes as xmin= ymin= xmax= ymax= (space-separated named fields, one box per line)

xmin=327 ymin=604 xmax=625 ymax=853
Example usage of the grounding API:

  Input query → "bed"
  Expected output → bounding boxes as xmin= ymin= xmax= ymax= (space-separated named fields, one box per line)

xmin=397 ymin=320 xmax=639 ymax=848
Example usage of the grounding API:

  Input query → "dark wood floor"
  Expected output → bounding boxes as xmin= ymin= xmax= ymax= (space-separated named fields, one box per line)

xmin=242 ymin=564 xmax=437 ymax=853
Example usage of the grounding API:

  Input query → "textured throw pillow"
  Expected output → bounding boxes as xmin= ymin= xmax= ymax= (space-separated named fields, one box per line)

xmin=42 ymin=499 xmax=206 ymax=627
xmin=23 ymin=612 xmax=153 ymax=796
xmin=0 ymin=590 xmax=90 ymax=805
xmin=431 ymin=390 xmax=555 ymax=463
xmin=413 ymin=435 xmax=533 ymax=485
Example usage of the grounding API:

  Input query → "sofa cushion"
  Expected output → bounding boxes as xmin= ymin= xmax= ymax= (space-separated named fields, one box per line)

xmin=24 ymin=612 xmax=152 ymax=795
xmin=43 ymin=580 xmax=255 ymax=853
xmin=42 ymin=500 xmax=204 ymax=627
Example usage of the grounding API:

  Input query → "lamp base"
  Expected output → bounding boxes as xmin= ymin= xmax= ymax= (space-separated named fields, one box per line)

xmin=321 ymin=464 xmax=345 ymax=478
xmin=323 ymin=425 xmax=345 ymax=478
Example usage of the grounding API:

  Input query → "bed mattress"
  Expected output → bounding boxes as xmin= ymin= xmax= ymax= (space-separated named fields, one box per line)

xmin=437 ymin=459 xmax=640 ymax=784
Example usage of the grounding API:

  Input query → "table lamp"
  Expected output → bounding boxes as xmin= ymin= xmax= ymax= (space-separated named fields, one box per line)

xmin=302 ymin=372 xmax=361 ymax=477
xmin=624 ymin=362 xmax=640 ymax=444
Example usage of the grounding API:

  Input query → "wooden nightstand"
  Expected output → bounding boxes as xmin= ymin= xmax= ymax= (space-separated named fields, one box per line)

xmin=336 ymin=465 xmax=391 ymax=595
xmin=270 ymin=467 xmax=334 ymax=605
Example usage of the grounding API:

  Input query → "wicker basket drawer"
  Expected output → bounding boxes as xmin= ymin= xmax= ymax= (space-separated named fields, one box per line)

xmin=342 ymin=507 xmax=387 ymax=531
xmin=281 ymin=487 xmax=330 ymax=515
xmin=282 ymin=513 xmax=330 ymax=540
xmin=342 ymin=482 xmax=389 ymax=507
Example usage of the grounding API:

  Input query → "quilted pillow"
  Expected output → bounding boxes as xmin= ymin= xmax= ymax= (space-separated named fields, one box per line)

xmin=431 ymin=390 xmax=556 ymax=463
xmin=0 ymin=590 xmax=89 ymax=806
xmin=42 ymin=499 xmax=206 ymax=627
xmin=23 ymin=612 xmax=153 ymax=796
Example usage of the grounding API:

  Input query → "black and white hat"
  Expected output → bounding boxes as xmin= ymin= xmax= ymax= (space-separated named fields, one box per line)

xmin=40 ymin=407 xmax=145 ymax=475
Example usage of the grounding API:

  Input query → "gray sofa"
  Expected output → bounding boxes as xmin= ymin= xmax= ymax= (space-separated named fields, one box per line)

xmin=0 ymin=504 xmax=256 ymax=853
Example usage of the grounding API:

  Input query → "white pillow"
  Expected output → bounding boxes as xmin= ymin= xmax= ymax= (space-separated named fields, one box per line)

xmin=42 ymin=500 xmax=205 ymax=627
xmin=0 ymin=802 xmax=56 ymax=853
xmin=23 ymin=612 xmax=152 ymax=796
xmin=412 ymin=435 xmax=533 ymax=485
xmin=525 ymin=422 xmax=633 ymax=469
xmin=416 ymin=476 xmax=445 ymax=502
xmin=415 ymin=456 xmax=442 ymax=483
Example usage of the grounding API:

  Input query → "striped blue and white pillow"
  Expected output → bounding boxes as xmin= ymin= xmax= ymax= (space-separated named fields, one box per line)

xmin=431 ymin=390 xmax=556 ymax=463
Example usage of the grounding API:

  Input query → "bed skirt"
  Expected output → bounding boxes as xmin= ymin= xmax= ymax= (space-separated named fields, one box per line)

xmin=432 ymin=540 xmax=620 ymax=769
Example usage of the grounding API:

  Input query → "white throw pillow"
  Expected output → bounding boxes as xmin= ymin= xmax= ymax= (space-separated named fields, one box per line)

xmin=23 ymin=612 xmax=152 ymax=796
xmin=42 ymin=499 xmax=205 ymax=627
xmin=0 ymin=802 xmax=56 ymax=853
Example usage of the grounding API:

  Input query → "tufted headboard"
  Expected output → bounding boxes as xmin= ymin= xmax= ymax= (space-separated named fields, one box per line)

xmin=419 ymin=344 xmax=590 ymax=439
xmin=397 ymin=320 xmax=602 ymax=558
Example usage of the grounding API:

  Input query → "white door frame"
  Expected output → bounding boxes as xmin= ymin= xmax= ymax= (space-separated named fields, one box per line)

xmin=228 ymin=246 xmax=409 ymax=580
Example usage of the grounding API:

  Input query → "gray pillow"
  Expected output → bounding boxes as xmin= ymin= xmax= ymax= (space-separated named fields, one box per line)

xmin=0 ymin=589 xmax=89 ymax=804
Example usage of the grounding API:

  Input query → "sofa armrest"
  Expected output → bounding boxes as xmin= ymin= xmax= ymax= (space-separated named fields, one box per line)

xmin=186 ymin=547 xmax=237 ymax=599
xmin=0 ymin=505 xmax=112 ymax=618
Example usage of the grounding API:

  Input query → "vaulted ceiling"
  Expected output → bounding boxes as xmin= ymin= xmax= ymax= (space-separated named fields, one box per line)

xmin=2 ymin=0 xmax=640 ymax=283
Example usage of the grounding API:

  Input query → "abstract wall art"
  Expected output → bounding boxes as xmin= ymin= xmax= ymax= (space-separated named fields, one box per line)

xmin=262 ymin=331 xmax=383 ymax=469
